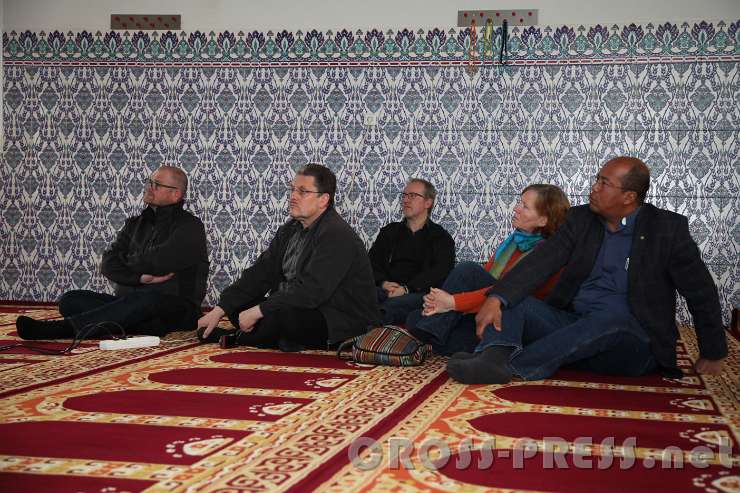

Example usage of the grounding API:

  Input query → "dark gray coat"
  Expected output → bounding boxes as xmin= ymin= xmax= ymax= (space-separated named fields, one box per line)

xmin=218 ymin=208 xmax=380 ymax=344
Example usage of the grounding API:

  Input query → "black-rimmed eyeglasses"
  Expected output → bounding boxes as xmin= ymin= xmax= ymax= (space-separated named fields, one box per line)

xmin=592 ymin=174 xmax=630 ymax=192
xmin=144 ymin=178 xmax=180 ymax=190
xmin=400 ymin=192 xmax=425 ymax=200
xmin=287 ymin=186 xmax=325 ymax=198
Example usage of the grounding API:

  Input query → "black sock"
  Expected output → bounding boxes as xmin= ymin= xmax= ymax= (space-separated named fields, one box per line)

xmin=446 ymin=346 xmax=514 ymax=384
xmin=479 ymin=345 xmax=514 ymax=363
xmin=16 ymin=316 xmax=75 ymax=340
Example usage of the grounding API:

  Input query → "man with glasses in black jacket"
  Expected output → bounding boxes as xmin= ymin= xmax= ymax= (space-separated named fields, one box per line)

xmin=197 ymin=163 xmax=379 ymax=351
xmin=16 ymin=166 xmax=209 ymax=340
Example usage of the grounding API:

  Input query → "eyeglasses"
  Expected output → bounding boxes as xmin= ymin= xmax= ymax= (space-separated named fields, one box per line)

xmin=592 ymin=174 xmax=629 ymax=192
xmin=144 ymin=178 xmax=179 ymax=191
xmin=399 ymin=192 xmax=426 ymax=200
xmin=287 ymin=186 xmax=325 ymax=198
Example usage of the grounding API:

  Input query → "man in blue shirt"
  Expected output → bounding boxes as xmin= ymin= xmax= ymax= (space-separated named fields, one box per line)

xmin=448 ymin=157 xmax=727 ymax=384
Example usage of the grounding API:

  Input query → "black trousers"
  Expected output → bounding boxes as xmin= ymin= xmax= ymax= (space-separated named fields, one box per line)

xmin=227 ymin=299 xmax=328 ymax=349
xmin=58 ymin=289 xmax=199 ymax=337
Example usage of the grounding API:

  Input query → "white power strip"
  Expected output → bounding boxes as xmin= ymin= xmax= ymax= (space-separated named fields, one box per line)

xmin=99 ymin=336 xmax=160 ymax=350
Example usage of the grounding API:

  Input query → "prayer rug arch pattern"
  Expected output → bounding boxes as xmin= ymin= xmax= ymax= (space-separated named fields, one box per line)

xmin=1 ymin=305 xmax=738 ymax=491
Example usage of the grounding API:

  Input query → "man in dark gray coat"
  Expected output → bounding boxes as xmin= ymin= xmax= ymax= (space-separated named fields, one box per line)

xmin=16 ymin=166 xmax=209 ymax=339
xmin=448 ymin=156 xmax=727 ymax=384
xmin=198 ymin=163 xmax=379 ymax=350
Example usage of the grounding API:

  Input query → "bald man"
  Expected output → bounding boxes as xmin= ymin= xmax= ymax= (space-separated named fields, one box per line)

xmin=448 ymin=156 xmax=727 ymax=384
xmin=16 ymin=166 xmax=209 ymax=340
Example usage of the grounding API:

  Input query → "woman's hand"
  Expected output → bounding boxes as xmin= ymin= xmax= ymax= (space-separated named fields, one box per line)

xmin=422 ymin=288 xmax=455 ymax=315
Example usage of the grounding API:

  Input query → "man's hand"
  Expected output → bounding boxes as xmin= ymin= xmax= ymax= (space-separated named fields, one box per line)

xmin=140 ymin=273 xmax=175 ymax=284
xmin=387 ymin=285 xmax=407 ymax=298
xmin=238 ymin=305 xmax=263 ymax=333
xmin=475 ymin=296 xmax=503 ymax=339
xmin=197 ymin=306 xmax=226 ymax=339
xmin=422 ymin=288 xmax=455 ymax=315
xmin=382 ymin=281 xmax=402 ymax=295
xmin=694 ymin=357 xmax=725 ymax=376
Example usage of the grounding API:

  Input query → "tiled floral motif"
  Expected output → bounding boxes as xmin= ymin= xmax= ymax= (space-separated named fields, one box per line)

xmin=3 ymin=21 xmax=738 ymax=63
xmin=2 ymin=21 xmax=738 ymax=324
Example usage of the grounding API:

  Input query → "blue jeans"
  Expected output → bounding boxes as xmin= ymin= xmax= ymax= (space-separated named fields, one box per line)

xmin=58 ymin=289 xmax=198 ymax=337
xmin=406 ymin=261 xmax=494 ymax=355
xmin=378 ymin=289 xmax=424 ymax=325
xmin=476 ymin=296 xmax=657 ymax=380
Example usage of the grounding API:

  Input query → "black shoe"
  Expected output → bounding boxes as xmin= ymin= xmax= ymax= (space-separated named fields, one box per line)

xmin=16 ymin=316 xmax=74 ymax=340
xmin=278 ymin=338 xmax=305 ymax=352
xmin=196 ymin=326 xmax=237 ymax=344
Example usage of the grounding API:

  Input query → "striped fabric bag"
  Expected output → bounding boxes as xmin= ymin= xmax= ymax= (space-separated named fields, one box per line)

xmin=337 ymin=325 xmax=432 ymax=366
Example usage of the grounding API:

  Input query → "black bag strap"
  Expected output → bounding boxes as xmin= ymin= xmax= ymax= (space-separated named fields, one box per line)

xmin=380 ymin=325 xmax=414 ymax=338
xmin=336 ymin=337 xmax=356 ymax=360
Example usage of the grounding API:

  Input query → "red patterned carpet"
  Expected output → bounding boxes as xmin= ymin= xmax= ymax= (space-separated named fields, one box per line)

xmin=0 ymin=304 xmax=738 ymax=492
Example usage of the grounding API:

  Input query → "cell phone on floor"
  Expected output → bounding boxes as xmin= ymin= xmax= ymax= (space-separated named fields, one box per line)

xmin=219 ymin=333 xmax=239 ymax=349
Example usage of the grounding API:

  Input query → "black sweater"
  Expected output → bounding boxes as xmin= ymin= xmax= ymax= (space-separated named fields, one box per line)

xmin=368 ymin=219 xmax=455 ymax=293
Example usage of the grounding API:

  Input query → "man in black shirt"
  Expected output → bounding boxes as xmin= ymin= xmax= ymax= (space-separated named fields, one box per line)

xmin=368 ymin=178 xmax=455 ymax=324
xmin=16 ymin=166 xmax=209 ymax=339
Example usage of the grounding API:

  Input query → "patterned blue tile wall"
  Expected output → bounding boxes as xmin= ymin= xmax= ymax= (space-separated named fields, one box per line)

xmin=2 ymin=21 xmax=739 ymax=324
